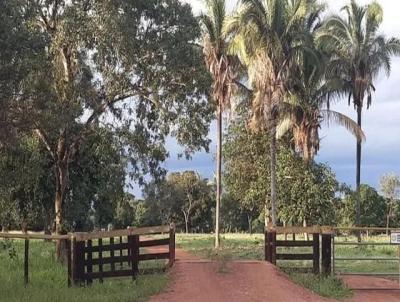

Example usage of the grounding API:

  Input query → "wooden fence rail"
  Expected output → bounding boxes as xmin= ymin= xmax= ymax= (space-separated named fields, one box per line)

xmin=0 ymin=224 xmax=175 ymax=287
xmin=265 ymin=230 xmax=328 ymax=274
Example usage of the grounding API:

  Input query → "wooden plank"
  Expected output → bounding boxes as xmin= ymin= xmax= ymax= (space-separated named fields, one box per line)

xmin=139 ymin=238 xmax=170 ymax=247
xmin=0 ymin=233 xmax=69 ymax=240
xmin=84 ymin=242 xmax=129 ymax=253
xmin=139 ymin=252 xmax=170 ymax=261
xmin=84 ymin=255 xmax=131 ymax=266
xmin=24 ymin=239 xmax=29 ymax=287
xmin=86 ymin=240 xmax=93 ymax=285
xmin=85 ymin=269 xmax=133 ymax=279
xmin=312 ymin=233 xmax=320 ymax=274
xmin=119 ymin=236 xmax=123 ymax=268
xmin=98 ymin=238 xmax=103 ymax=283
xmin=110 ymin=237 xmax=115 ymax=271
xmin=74 ymin=225 xmax=170 ymax=242
xmin=276 ymin=240 xmax=314 ymax=247
xmin=276 ymin=253 xmax=314 ymax=260
xmin=268 ymin=226 xmax=334 ymax=235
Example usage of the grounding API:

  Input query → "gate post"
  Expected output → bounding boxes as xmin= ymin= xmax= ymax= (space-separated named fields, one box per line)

xmin=312 ymin=233 xmax=320 ymax=274
xmin=321 ymin=234 xmax=332 ymax=275
xmin=265 ymin=230 xmax=276 ymax=265
xmin=169 ymin=223 xmax=175 ymax=267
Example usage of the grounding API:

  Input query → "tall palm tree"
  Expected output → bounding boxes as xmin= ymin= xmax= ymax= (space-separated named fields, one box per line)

xmin=319 ymin=0 xmax=400 ymax=227
xmin=199 ymin=0 xmax=235 ymax=248
xmin=224 ymin=0 xmax=319 ymax=226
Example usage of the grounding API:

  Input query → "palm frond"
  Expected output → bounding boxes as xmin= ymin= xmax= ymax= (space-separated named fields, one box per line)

xmin=321 ymin=110 xmax=365 ymax=142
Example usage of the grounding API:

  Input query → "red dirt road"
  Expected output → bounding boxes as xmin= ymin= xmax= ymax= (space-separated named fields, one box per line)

xmin=343 ymin=275 xmax=400 ymax=302
xmin=151 ymin=249 xmax=333 ymax=302
xmin=150 ymin=249 xmax=400 ymax=302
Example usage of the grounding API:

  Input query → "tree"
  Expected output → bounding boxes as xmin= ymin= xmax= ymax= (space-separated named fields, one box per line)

xmin=319 ymin=0 xmax=400 ymax=229
xmin=224 ymin=112 xmax=339 ymax=228
xmin=199 ymin=0 xmax=236 ymax=248
xmin=143 ymin=171 xmax=214 ymax=233
xmin=278 ymin=17 xmax=365 ymax=162
xmin=4 ymin=0 xmax=212 ymax=258
xmin=380 ymin=173 xmax=400 ymax=233
xmin=338 ymin=184 xmax=386 ymax=228
xmin=224 ymin=0 xmax=321 ymax=226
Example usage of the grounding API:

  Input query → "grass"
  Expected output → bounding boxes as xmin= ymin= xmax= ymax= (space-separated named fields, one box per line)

xmin=287 ymin=272 xmax=352 ymax=300
xmin=0 ymin=239 xmax=168 ymax=302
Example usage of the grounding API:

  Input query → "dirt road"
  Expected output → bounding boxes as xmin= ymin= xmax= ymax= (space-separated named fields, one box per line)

xmin=150 ymin=249 xmax=400 ymax=302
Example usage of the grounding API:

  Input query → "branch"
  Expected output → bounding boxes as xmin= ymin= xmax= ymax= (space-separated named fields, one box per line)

xmin=85 ymin=92 xmax=137 ymax=126
xmin=34 ymin=128 xmax=56 ymax=161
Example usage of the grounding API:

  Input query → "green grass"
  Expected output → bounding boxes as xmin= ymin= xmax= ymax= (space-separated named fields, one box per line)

xmin=286 ymin=272 xmax=352 ymax=300
xmin=0 ymin=239 xmax=168 ymax=302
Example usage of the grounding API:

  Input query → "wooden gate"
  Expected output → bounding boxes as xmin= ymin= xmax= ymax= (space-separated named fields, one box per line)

xmin=68 ymin=225 xmax=175 ymax=285
xmin=265 ymin=226 xmax=333 ymax=274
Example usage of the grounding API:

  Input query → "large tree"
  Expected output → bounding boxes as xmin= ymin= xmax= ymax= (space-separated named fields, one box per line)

xmin=4 ymin=0 xmax=212 ymax=258
xmin=199 ymin=0 xmax=236 ymax=248
xmin=380 ymin=173 xmax=400 ymax=233
xmin=319 ymin=0 xmax=400 ymax=229
xmin=224 ymin=0 xmax=320 ymax=226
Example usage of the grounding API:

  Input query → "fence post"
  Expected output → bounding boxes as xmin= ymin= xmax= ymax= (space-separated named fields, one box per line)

xmin=169 ymin=224 xmax=175 ymax=267
xmin=98 ymin=238 xmax=103 ymax=283
xmin=312 ymin=233 xmax=320 ymax=274
xmin=24 ymin=239 xmax=29 ymax=287
xmin=67 ymin=238 xmax=71 ymax=287
xmin=128 ymin=235 xmax=139 ymax=279
xmin=271 ymin=231 xmax=276 ymax=265
xmin=265 ymin=230 xmax=276 ymax=264
xmin=110 ymin=237 xmax=115 ymax=272
xmin=72 ymin=236 xmax=85 ymax=286
xmin=321 ymin=234 xmax=332 ymax=275
xmin=265 ymin=230 xmax=269 ymax=262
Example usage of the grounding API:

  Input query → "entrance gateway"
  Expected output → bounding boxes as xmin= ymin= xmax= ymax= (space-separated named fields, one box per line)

xmin=265 ymin=226 xmax=400 ymax=291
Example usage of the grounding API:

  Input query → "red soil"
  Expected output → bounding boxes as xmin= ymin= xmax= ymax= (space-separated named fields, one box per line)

xmin=150 ymin=248 xmax=400 ymax=302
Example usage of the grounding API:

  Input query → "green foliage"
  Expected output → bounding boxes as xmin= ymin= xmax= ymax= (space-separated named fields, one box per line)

xmin=143 ymin=171 xmax=214 ymax=232
xmin=224 ymin=115 xmax=339 ymax=228
xmin=337 ymin=184 xmax=387 ymax=227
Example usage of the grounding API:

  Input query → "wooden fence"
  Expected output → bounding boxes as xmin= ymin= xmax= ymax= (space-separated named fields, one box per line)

xmin=265 ymin=226 xmax=332 ymax=274
xmin=0 ymin=224 xmax=175 ymax=287
xmin=69 ymin=225 xmax=175 ymax=285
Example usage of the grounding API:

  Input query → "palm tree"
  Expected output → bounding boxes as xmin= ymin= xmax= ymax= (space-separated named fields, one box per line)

xmin=199 ymin=0 xmax=235 ymax=248
xmin=319 ymin=0 xmax=400 ymax=228
xmin=279 ymin=19 xmax=365 ymax=162
xmin=224 ymin=0 xmax=320 ymax=226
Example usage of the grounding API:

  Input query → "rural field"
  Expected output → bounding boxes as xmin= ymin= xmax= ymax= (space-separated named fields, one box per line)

xmin=1 ymin=233 xmax=400 ymax=301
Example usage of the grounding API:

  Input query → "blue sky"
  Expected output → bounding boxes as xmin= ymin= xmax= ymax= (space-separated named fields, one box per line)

xmin=131 ymin=0 xmax=400 ymax=196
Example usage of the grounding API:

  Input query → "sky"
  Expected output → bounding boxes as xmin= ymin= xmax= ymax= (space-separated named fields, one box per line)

xmin=132 ymin=0 xmax=400 ymax=196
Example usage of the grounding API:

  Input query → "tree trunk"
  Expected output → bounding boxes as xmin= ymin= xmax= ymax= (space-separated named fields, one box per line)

xmin=270 ymin=123 xmax=278 ymax=226
xmin=215 ymin=103 xmax=222 ymax=248
xmin=55 ymin=161 xmax=69 ymax=262
xmin=356 ymin=105 xmax=362 ymax=242
xmin=247 ymin=214 xmax=252 ymax=235
xmin=386 ymin=202 xmax=393 ymax=235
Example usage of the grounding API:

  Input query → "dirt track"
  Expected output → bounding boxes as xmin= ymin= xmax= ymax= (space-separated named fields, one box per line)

xmin=150 ymin=249 xmax=400 ymax=302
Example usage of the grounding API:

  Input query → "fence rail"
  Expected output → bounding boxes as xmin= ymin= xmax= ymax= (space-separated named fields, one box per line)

xmin=0 ymin=224 xmax=175 ymax=287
